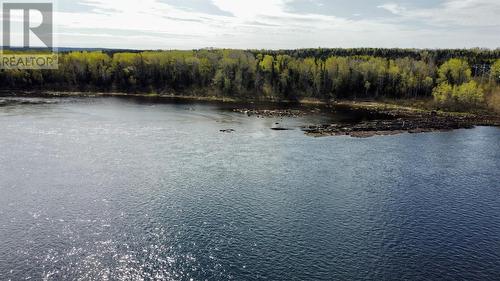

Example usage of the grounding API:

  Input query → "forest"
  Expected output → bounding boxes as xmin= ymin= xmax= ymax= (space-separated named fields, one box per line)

xmin=1 ymin=48 xmax=499 ymax=111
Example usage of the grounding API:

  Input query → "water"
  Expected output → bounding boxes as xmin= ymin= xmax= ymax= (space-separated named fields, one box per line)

xmin=0 ymin=97 xmax=499 ymax=281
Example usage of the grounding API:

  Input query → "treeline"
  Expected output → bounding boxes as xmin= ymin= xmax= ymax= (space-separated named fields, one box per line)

xmin=0 ymin=49 xmax=499 ymax=105
xmin=251 ymin=48 xmax=500 ymax=67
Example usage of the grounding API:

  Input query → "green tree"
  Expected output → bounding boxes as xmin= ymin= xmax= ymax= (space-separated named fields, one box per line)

xmin=453 ymin=81 xmax=484 ymax=105
xmin=432 ymin=82 xmax=453 ymax=104
xmin=491 ymin=59 xmax=500 ymax=84
xmin=433 ymin=81 xmax=484 ymax=107
xmin=437 ymin=58 xmax=471 ymax=85
xmin=0 ymin=48 xmax=498 ymax=106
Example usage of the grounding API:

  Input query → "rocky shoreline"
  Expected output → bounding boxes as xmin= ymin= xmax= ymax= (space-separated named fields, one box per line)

xmin=302 ymin=109 xmax=500 ymax=138
xmin=302 ymin=116 xmax=468 ymax=138
xmin=232 ymin=102 xmax=500 ymax=138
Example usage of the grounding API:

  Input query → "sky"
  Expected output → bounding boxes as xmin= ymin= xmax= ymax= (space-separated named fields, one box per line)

xmin=5 ymin=0 xmax=500 ymax=49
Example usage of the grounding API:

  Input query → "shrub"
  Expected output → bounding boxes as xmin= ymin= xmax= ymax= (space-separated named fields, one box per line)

xmin=486 ymin=87 xmax=500 ymax=113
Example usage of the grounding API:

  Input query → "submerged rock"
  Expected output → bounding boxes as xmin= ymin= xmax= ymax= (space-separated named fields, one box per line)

xmin=233 ymin=108 xmax=306 ymax=118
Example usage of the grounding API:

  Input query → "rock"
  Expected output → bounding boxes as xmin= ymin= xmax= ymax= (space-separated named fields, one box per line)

xmin=271 ymin=127 xmax=292 ymax=131
xmin=233 ymin=108 xmax=307 ymax=118
xmin=301 ymin=115 xmax=483 ymax=138
xmin=220 ymin=129 xmax=235 ymax=133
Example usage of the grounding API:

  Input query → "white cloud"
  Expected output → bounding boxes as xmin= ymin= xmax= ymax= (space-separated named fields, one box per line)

xmin=379 ymin=0 xmax=500 ymax=27
xmin=47 ymin=0 xmax=500 ymax=49
xmin=211 ymin=0 xmax=290 ymax=18
xmin=377 ymin=3 xmax=404 ymax=15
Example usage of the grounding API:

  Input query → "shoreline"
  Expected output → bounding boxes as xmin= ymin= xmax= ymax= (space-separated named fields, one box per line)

xmin=0 ymin=90 xmax=322 ymax=105
xmin=302 ymin=102 xmax=500 ymax=138
xmin=1 ymin=90 xmax=499 ymax=138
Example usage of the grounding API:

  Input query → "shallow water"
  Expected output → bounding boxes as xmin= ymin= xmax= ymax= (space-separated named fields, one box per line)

xmin=0 ymin=97 xmax=499 ymax=280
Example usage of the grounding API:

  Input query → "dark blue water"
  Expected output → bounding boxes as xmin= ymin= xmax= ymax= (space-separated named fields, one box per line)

xmin=0 ymin=97 xmax=499 ymax=280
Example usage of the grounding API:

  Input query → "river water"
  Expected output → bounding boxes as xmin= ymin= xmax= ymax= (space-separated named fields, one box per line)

xmin=0 ymin=97 xmax=499 ymax=280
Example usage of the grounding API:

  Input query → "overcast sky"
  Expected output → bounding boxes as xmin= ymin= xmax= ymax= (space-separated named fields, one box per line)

xmin=10 ymin=0 xmax=500 ymax=49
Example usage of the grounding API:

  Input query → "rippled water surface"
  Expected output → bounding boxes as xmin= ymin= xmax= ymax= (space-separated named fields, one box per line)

xmin=1 ymin=97 xmax=499 ymax=280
